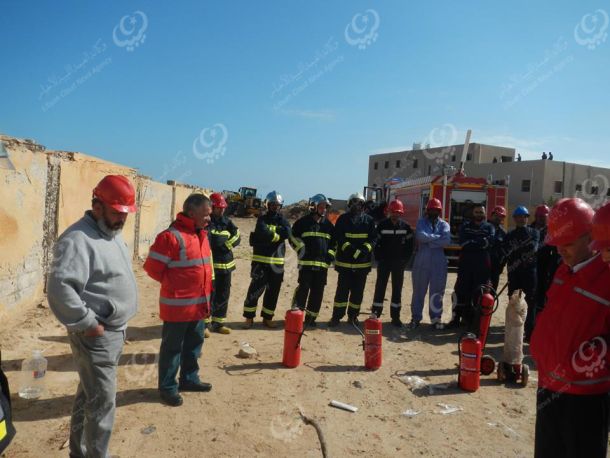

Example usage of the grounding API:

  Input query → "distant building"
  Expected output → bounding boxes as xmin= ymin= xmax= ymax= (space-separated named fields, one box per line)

xmin=369 ymin=143 xmax=610 ymax=213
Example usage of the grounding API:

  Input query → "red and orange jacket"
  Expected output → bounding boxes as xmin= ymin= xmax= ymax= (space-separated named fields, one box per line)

xmin=144 ymin=213 xmax=213 ymax=322
xmin=531 ymin=254 xmax=610 ymax=395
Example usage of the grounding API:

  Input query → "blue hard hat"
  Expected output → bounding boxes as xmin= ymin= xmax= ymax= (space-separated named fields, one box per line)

xmin=513 ymin=206 xmax=530 ymax=217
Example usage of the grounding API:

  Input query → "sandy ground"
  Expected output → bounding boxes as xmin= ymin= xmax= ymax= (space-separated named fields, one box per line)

xmin=1 ymin=217 xmax=538 ymax=458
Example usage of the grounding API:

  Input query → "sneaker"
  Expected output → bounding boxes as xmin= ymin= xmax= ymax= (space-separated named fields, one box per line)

xmin=179 ymin=381 xmax=212 ymax=392
xmin=327 ymin=318 xmax=340 ymax=328
xmin=263 ymin=318 xmax=277 ymax=329
xmin=160 ymin=391 xmax=183 ymax=407
xmin=212 ymin=324 xmax=231 ymax=335
xmin=407 ymin=320 xmax=420 ymax=330
xmin=242 ymin=318 xmax=254 ymax=329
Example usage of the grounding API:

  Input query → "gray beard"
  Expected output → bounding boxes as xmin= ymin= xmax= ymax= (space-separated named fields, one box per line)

xmin=97 ymin=217 xmax=122 ymax=238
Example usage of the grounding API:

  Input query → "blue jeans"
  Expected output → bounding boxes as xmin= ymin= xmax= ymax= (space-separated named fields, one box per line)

xmin=158 ymin=320 xmax=205 ymax=394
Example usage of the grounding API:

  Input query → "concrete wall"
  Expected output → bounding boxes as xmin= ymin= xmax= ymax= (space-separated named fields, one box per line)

xmin=0 ymin=137 xmax=48 ymax=314
xmin=0 ymin=135 xmax=213 ymax=317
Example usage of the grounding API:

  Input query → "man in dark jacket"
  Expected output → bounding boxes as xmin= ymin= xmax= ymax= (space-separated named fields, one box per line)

xmin=449 ymin=204 xmax=495 ymax=328
xmin=289 ymin=194 xmax=335 ymax=327
xmin=489 ymin=205 xmax=508 ymax=291
xmin=208 ymin=192 xmax=241 ymax=334
xmin=371 ymin=199 xmax=414 ymax=327
xmin=504 ymin=205 xmax=539 ymax=340
xmin=530 ymin=204 xmax=560 ymax=315
xmin=329 ymin=192 xmax=376 ymax=327
xmin=243 ymin=191 xmax=291 ymax=328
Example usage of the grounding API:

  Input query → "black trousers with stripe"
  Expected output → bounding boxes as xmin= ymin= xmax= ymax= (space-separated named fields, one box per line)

xmin=292 ymin=268 xmax=328 ymax=321
xmin=211 ymin=270 xmax=231 ymax=323
xmin=243 ymin=263 xmax=284 ymax=320
xmin=535 ymin=388 xmax=610 ymax=458
xmin=372 ymin=260 xmax=406 ymax=319
xmin=332 ymin=269 xmax=369 ymax=320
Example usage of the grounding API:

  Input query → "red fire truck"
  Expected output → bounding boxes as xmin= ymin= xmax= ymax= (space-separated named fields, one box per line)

xmin=364 ymin=172 xmax=508 ymax=264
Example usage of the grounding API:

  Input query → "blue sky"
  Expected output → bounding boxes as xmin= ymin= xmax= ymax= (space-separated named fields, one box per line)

xmin=1 ymin=1 xmax=609 ymax=202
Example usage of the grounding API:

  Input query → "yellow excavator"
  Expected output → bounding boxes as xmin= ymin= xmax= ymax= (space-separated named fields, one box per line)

xmin=223 ymin=186 xmax=262 ymax=217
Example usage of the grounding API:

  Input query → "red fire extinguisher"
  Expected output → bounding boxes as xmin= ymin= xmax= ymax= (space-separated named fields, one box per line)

xmin=458 ymin=333 xmax=481 ymax=392
xmin=282 ymin=308 xmax=304 ymax=368
xmin=364 ymin=314 xmax=382 ymax=370
xmin=478 ymin=288 xmax=495 ymax=348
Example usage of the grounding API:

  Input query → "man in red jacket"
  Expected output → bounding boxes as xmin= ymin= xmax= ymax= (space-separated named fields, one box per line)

xmin=144 ymin=194 xmax=214 ymax=407
xmin=530 ymin=198 xmax=610 ymax=458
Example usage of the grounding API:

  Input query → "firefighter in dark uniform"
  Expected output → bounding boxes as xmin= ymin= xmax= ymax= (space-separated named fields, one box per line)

xmin=289 ymin=194 xmax=335 ymax=327
xmin=531 ymin=198 xmax=610 ymax=458
xmin=328 ymin=192 xmax=376 ymax=327
xmin=489 ymin=205 xmax=507 ymax=291
xmin=448 ymin=204 xmax=495 ymax=328
xmin=371 ymin=199 xmax=414 ymax=327
xmin=243 ymin=191 xmax=291 ymax=329
xmin=208 ymin=192 xmax=241 ymax=334
xmin=504 ymin=205 xmax=539 ymax=340
xmin=530 ymin=204 xmax=560 ymax=314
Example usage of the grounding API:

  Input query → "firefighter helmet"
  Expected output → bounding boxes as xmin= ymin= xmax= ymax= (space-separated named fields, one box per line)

xmin=591 ymin=202 xmax=610 ymax=250
xmin=265 ymin=191 xmax=284 ymax=207
xmin=492 ymin=206 xmax=507 ymax=217
xmin=210 ymin=192 xmax=228 ymax=209
xmin=309 ymin=193 xmax=331 ymax=207
xmin=387 ymin=199 xmax=405 ymax=215
xmin=347 ymin=192 xmax=365 ymax=208
xmin=546 ymin=198 xmax=594 ymax=246
xmin=426 ymin=198 xmax=442 ymax=211
xmin=535 ymin=204 xmax=550 ymax=217
xmin=92 ymin=175 xmax=137 ymax=213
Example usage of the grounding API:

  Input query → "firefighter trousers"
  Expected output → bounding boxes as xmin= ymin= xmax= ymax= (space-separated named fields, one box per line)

xmin=243 ymin=263 xmax=284 ymax=320
xmin=453 ymin=253 xmax=491 ymax=324
xmin=535 ymin=388 xmax=609 ymax=458
xmin=211 ymin=271 xmax=231 ymax=325
xmin=372 ymin=260 xmax=406 ymax=320
xmin=332 ymin=269 xmax=369 ymax=320
xmin=292 ymin=268 xmax=327 ymax=321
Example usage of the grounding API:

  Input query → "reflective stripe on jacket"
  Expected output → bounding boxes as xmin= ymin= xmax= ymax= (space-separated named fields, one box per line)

xmin=144 ymin=212 xmax=213 ymax=322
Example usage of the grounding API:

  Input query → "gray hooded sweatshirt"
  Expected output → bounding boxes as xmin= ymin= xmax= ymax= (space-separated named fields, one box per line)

xmin=47 ymin=211 xmax=138 ymax=332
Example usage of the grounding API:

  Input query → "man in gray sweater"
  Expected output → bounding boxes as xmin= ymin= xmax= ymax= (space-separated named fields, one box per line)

xmin=47 ymin=175 xmax=138 ymax=458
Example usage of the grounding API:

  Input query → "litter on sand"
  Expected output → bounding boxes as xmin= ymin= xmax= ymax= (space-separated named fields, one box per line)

xmin=237 ymin=342 xmax=257 ymax=359
xmin=401 ymin=409 xmax=421 ymax=418
xmin=398 ymin=375 xmax=428 ymax=390
xmin=329 ymin=400 xmax=358 ymax=412
xmin=428 ymin=382 xmax=451 ymax=394
xmin=435 ymin=403 xmax=463 ymax=415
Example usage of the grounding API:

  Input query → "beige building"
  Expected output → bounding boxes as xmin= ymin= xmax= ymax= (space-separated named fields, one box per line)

xmin=369 ymin=143 xmax=610 ymax=214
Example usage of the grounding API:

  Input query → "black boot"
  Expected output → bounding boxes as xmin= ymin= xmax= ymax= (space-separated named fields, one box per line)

xmin=371 ymin=305 xmax=383 ymax=318
xmin=390 ymin=306 xmax=403 ymax=327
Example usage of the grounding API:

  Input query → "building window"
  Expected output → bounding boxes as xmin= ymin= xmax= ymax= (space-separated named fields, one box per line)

xmin=413 ymin=159 xmax=418 ymax=169
xmin=554 ymin=181 xmax=563 ymax=194
xmin=374 ymin=162 xmax=378 ymax=170
xmin=607 ymin=188 xmax=610 ymax=197
xmin=451 ymin=154 xmax=456 ymax=162
xmin=428 ymin=165 xmax=431 ymax=174
xmin=591 ymin=186 xmax=599 ymax=195
xmin=521 ymin=180 xmax=531 ymax=192
xmin=384 ymin=161 xmax=389 ymax=169
xmin=575 ymin=184 xmax=582 ymax=192
xmin=396 ymin=160 xmax=401 ymax=168
xmin=466 ymin=153 xmax=472 ymax=161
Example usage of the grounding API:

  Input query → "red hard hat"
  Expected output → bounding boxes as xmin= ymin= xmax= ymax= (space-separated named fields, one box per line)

xmin=535 ymin=204 xmax=550 ymax=217
xmin=388 ymin=199 xmax=405 ymax=215
xmin=426 ymin=198 xmax=442 ymax=211
xmin=492 ymin=206 xmax=507 ymax=217
xmin=591 ymin=203 xmax=610 ymax=250
xmin=92 ymin=175 xmax=136 ymax=213
xmin=210 ymin=192 xmax=228 ymax=209
xmin=545 ymin=198 xmax=594 ymax=246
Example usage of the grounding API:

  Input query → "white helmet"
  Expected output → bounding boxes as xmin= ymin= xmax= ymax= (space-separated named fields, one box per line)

xmin=347 ymin=192 xmax=365 ymax=208
xmin=264 ymin=190 xmax=284 ymax=207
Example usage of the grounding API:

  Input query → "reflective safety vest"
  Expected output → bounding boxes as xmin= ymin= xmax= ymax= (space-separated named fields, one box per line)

xmin=289 ymin=213 xmax=336 ymax=269
xmin=531 ymin=254 xmax=610 ymax=395
xmin=144 ymin=213 xmax=213 ymax=322
xmin=208 ymin=215 xmax=240 ymax=273
xmin=249 ymin=212 xmax=291 ymax=271
xmin=334 ymin=212 xmax=376 ymax=271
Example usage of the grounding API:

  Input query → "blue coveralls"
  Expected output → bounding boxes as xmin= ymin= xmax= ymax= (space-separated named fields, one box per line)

xmin=410 ymin=217 xmax=451 ymax=323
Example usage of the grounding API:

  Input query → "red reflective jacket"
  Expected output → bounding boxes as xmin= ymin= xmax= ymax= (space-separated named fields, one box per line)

xmin=144 ymin=213 xmax=213 ymax=322
xmin=530 ymin=255 xmax=610 ymax=394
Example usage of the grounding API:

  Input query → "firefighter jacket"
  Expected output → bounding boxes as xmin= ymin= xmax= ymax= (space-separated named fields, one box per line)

xmin=374 ymin=217 xmax=414 ymax=262
xmin=208 ymin=214 xmax=240 ymax=273
xmin=490 ymin=223 xmax=507 ymax=269
xmin=531 ymin=223 xmax=561 ymax=297
xmin=334 ymin=212 xmax=376 ymax=272
xmin=504 ymin=226 xmax=539 ymax=272
xmin=249 ymin=211 xmax=291 ymax=271
xmin=458 ymin=220 xmax=495 ymax=252
xmin=289 ymin=213 xmax=335 ymax=270
xmin=531 ymin=254 xmax=610 ymax=395
xmin=144 ymin=212 xmax=213 ymax=322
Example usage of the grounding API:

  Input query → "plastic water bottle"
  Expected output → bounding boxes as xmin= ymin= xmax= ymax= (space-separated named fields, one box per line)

xmin=18 ymin=350 xmax=47 ymax=399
